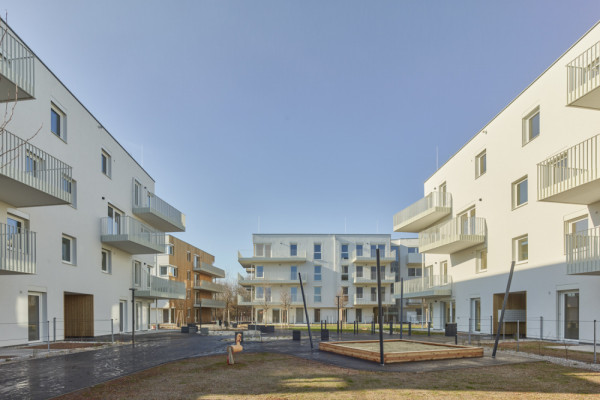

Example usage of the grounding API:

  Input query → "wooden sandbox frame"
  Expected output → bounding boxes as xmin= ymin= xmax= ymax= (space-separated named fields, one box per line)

xmin=319 ymin=339 xmax=483 ymax=363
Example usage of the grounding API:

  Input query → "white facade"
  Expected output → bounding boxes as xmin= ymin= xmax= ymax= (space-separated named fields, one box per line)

xmin=393 ymin=21 xmax=600 ymax=342
xmin=0 ymin=22 xmax=184 ymax=346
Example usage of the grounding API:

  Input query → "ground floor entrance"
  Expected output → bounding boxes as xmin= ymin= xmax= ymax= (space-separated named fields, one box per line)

xmin=64 ymin=293 xmax=94 ymax=338
xmin=493 ymin=291 xmax=526 ymax=337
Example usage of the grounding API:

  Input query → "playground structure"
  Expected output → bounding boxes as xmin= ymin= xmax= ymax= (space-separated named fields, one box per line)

xmin=226 ymin=332 xmax=244 ymax=365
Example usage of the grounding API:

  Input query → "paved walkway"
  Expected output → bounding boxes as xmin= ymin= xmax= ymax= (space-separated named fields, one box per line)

xmin=0 ymin=331 xmax=536 ymax=400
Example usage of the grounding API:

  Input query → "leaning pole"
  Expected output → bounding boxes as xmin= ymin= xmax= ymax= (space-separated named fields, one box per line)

xmin=492 ymin=261 xmax=516 ymax=358
xmin=376 ymin=248 xmax=384 ymax=365
xmin=299 ymin=272 xmax=313 ymax=349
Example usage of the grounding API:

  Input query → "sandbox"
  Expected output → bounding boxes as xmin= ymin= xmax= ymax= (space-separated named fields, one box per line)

xmin=319 ymin=339 xmax=483 ymax=363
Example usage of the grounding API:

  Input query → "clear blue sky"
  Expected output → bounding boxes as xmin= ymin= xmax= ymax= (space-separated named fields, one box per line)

xmin=3 ymin=1 xmax=599 ymax=279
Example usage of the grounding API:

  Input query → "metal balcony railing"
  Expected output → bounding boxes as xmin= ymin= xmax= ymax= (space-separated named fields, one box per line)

xmin=0 ymin=222 xmax=35 ymax=274
xmin=567 ymin=41 xmax=600 ymax=107
xmin=395 ymin=275 xmax=452 ymax=297
xmin=419 ymin=217 xmax=486 ymax=253
xmin=132 ymin=187 xmax=185 ymax=232
xmin=352 ymin=271 xmax=395 ymax=284
xmin=194 ymin=298 xmax=226 ymax=308
xmin=193 ymin=262 xmax=226 ymax=278
xmin=133 ymin=270 xmax=185 ymax=299
xmin=566 ymin=226 xmax=600 ymax=275
xmin=393 ymin=191 xmax=452 ymax=232
xmin=0 ymin=129 xmax=72 ymax=206
xmin=353 ymin=294 xmax=394 ymax=306
xmin=0 ymin=24 xmax=35 ymax=99
xmin=537 ymin=134 xmax=600 ymax=203
xmin=193 ymin=279 xmax=223 ymax=292
xmin=100 ymin=216 xmax=165 ymax=254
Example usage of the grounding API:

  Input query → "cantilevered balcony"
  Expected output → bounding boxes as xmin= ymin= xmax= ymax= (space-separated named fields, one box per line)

xmin=193 ymin=262 xmax=225 ymax=278
xmin=0 ymin=129 xmax=72 ymax=206
xmin=193 ymin=279 xmax=223 ymax=293
xmin=393 ymin=191 xmax=452 ymax=233
xmin=0 ymin=222 xmax=35 ymax=274
xmin=406 ymin=253 xmax=423 ymax=265
xmin=566 ymin=226 xmax=600 ymax=275
xmin=238 ymin=272 xmax=307 ymax=286
xmin=237 ymin=250 xmax=307 ymax=269
xmin=100 ymin=216 xmax=165 ymax=254
xmin=134 ymin=274 xmax=185 ymax=300
xmin=351 ymin=250 xmax=396 ymax=265
xmin=537 ymin=134 xmax=600 ymax=204
xmin=352 ymin=272 xmax=395 ymax=286
xmin=194 ymin=298 xmax=226 ymax=309
xmin=419 ymin=217 xmax=486 ymax=254
xmin=132 ymin=188 xmax=185 ymax=232
xmin=394 ymin=276 xmax=452 ymax=299
xmin=353 ymin=294 xmax=394 ymax=306
xmin=567 ymin=41 xmax=600 ymax=109
xmin=0 ymin=24 xmax=35 ymax=102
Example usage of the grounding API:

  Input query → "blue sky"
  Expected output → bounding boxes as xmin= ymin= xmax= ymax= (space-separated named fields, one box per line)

xmin=3 ymin=1 xmax=600 ymax=279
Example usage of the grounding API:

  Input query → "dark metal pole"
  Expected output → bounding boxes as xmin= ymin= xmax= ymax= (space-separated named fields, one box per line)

xmin=400 ymin=277 xmax=404 ymax=339
xmin=492 ymin=261 xmax=516 ymax=358
xmin=298 ymin=272 xmax=313 ymax=349
xmin=336 ymin=295 xmax=340 ymax=335
xmin=130 ymin=288 xmax=136 ymax=347
xmin=376 ymin=249 xmax=384 ymax=365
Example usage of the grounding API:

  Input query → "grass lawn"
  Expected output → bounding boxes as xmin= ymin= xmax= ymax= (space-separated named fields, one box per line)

xmin=56 ymin=352 xmax=600 ymax=399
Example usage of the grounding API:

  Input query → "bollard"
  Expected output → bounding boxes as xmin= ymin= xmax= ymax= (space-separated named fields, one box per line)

xmin=517 ymin=320 xmax=520 ymax=352
xmin=428 ymin=321 xmax=431 ymax=337
xmin=455 ymin=333 xmax=458 ymax=345
xmin=111 ymin=319 xmax=114 ymax=343
xmin=47 ymin=320 xmax=50 ymax=352
xmin=540 ymin=316 xmax=543 ymax=341
xmin=408 ymin=322 xmax=412 ymax=337
xmin=594 ymin=320 xmax=597 ymax=364
xmin=53 ymin=317 xmax=56 ymax=342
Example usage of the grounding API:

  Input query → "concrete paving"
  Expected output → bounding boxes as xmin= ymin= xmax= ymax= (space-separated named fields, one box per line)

xmin=0 ymin=330 xmax=537 ymax=400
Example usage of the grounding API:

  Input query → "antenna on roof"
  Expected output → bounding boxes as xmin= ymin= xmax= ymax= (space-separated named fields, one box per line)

xmin=257 ymin=216 xmax=260 ymax=233
xmin=436 ymin=146 xmax=439 ymax=170
xmin=345 ymin=217 xmax=347 ymax=233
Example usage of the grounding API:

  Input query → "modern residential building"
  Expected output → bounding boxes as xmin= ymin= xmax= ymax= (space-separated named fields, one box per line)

xmin=238 ymin=234 xmax=404 ymax=324
xmin=391 ymin=238 xmax=424 ymax=323
xmin=0 ymin=20 xmax=185 ymax=346
xmin=154 ymin=235 xmax=226 ymax=326
xmin=392 ymin=21 xmax=600 ymax=342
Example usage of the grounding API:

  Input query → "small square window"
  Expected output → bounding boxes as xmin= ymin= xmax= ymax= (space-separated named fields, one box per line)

xmin=477 ymin=249 xmax=487 ymax=273
xmin=523 ymin=107 xmax=540 ymax=145
xmin=475 ymin=150 xmax=486 ymax=178
xmin=512 ymin=176 xmax=528 ymax=209
xmin=513 ymin=235 xmax=528 ymax=263
xmin=290 ymin=244 xmax=297 ymax=256
xmin=160 ymin=265 xmax=168 ymax=276
xmin=101 ymin=249 xmax=111 ymax=273
xmin=62 ymin=235 xmax=76 ymax=264
xmin=101 ymin=149 xmax=111 ymax=178
xmin=166 ymin=244 xmax=174 ymax=255
xmin=314 ymin=287 xmax=322 ymax=303
xmin=341 ymin=244 xmax=349 ymax=259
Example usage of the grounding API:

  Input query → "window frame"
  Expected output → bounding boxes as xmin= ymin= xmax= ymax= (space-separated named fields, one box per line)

xmin=314 ymin=265 xmax=321 ymax=281
xmin=314 ymin=286 xmax=322 ymax=303
xmin=522 ymin=107 xmax=540 ymax=146
xmin=475 ymin=150 xmax=487 ymax=178
xmin=62 ymin=234 xmax=76 ymax=265
xmin=314 ymin=243 xmax=322 ymax=260
xmin=101 ymin=248 xmax=111 ymax=274
xmin=290 ymin=243 xmax=297 ymax=257
xmin=50 ymin=102 xmax=67 ymax=142
xmin=513 ymin=234 xmax=529 ymax=264
xmin=476 ymin=249 xmax=487 ymax=273
xmin=341 ymin=244 xmax=349 ymax=260
xmin=101 ymin=149 xmax=112 ymax=178
xmin=512 ymin=176 xmax=528 ymax=209
xmin=256 ymin=265 xmax=264 ymax=279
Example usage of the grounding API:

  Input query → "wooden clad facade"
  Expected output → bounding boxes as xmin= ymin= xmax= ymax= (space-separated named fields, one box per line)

xmin=64 ymin=293 xmax=94 ymax=337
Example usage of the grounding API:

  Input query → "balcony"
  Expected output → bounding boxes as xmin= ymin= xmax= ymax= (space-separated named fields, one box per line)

xmin=353 ymin=294 xmax=394 ymax=306
xmin=238 ymin=250 xmax=307 ymax=268
xmin=100 ymin=216 xmax=165 ymax=254
xmin=405 ymin=253 xmax=422 ymax=265
xmin=351 ymin=250 xmax=396 ymax=265
xmin=193 ymin=262 xmax=225 ymax=278
xmin=134 ymin=273 xmax=185 ymax=300
xmin=238 ymin=272 xmax=307 ymax=286
xmin=394 ymin=276 xmax=452 ymax=299
xmin=0 ymin=222 xmax=35 ymax=274
xmin=193 ymin=279 xmax=223 ymax=293
xmin=393 ymin=191 xmax=452 ymax=233
xmin=0 ymin=129 xmax=72 ymax=206
xmin=194 ymin=298 xmax=226 ymax=309
xmin=352 ymin=272 xmax=395 ymax=286
xmin=0 ymin=24 xmax=35 ymax=102
xmin=537 ymin=134 xmax=600 ymax=204
xmin=419 ymin=217 xmax=486 ymax=254
xmin=132 ymin=188 xmax=185 ymax=232
xmin=567 ymin=41 xmax=600 ymax=109
xmin=566 ymin=226 xmax=600 ymax=275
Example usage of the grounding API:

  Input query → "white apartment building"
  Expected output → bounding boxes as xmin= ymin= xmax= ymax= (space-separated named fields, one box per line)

xmin=0 ymin=21 xmax=185 ymax=346
xmin=238 ymin=234 xmax=404 ymax=324
xmin=392 ymin=21 xmax=600 ymax=342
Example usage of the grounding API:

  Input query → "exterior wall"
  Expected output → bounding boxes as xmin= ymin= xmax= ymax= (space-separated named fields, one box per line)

xmin=399 ymin=22 xmax=600 ymax=341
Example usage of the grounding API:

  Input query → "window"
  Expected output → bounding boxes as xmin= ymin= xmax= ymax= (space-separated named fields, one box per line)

xmin=133 ymin=261 xmax=142 ymax=286
xmin=523 ymin=107 xmax=540 ymax=145
xmin=107 ymin=205 xmax=122 ymax=234
xmin=290 ymin=266 xmax=297 ymax=280
xmin=290 ymin=244 xmax=297 ymax=256
xmin=370 ymin=266 xmax=377 ymax=280
xmin=314 ymin=309 xmax=320 ymax=322
xmin=101 ymin=249 xmax=111 ymax=273
xmin=314 ymin=265 xmax=321 ymax=281
xmin=356 ymin=266 xmax=363 ymax=278
xmin=172 ymin=266 xmax=178 ymax=278
xmin=565 ymin=216 xmax=588 ymax=253
xmin=255 ymin=243 xmax=271 ymax=257
xmin=193 ymin=255 xmax=199 ymax=268
xmin=370 ymin=287 xmax=377 ymax=301
xmin=133 ymin=180 xmax=143 ymax=207
xmin=342 ymin=287 xmax=349 ymax=302
xmin=26 ymin=151 xmax=42 ymax=178
xmin=291 ymin=287 xmax=298 ymax=302
xmin=341 ymin=265 xmax=348 ymax=281
xmin=62 ymin=235 xmax=76 ymax=264
xmin=477 ymin=249 xmax=488 ymax=273
xmin=440 ymin=261 xmax=448 ymax=284
xmin=256 ymin=287 xmax=264 ymax=300
xmin=356 ymin=287 xmax=363 ymax=299
xmin=101 ymin=149 xmax=111 ymax=178
xmin=186 ymin=251 xmax=191 ymax=262
xmin=370 ymin=244 xmax=385 ymax=257
xmin=514 ymin=235 xmax=529 ymax=263
xmin=256 ymin=265 xmax=264 ymax=278
xmin=459 ymin=208 xmax=476 ymax=234
xmin=187 ymin=271 xmax=191 ymax=281
xmin=265 ymin=287 xmax=271 ymax=301
xmin=51 ymin=103 xmax=66 ymax=141
xmin=160 ymin=265 xmax=168 ymax=276
xmin=314 ymin=244 xmax=322 ymax=260
xmin=407 ymin=247 xmax=418 ymax=254
xmin=314 ymin=287 xmax=321 ymax=303
xmin=408 ymin=267 xmax=422 ymax=277
xmin=356 ymin=244 xmax=363 ymax=257
xmin=341 ymin=244 xmax=349 ymax=259
xmin=512 ymin=176 xmax=528 ymax=208
xmin=475 ymin=150 xmax=486 ymax=178
xmin=187 ymin=289 xmax=191 ymax=299
xmin=166 ymin=244 xmax=174 ymax=255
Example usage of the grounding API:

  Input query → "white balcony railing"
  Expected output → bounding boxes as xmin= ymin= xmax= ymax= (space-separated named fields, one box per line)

xmin=133 ymin=270 xmax=185 ymax=299
xmin=100 ymin=216 xmax=165 ymax=254
xmin=419 ymin=217 xmax=486 ymax=254
xmin=194 ymin=298 xmax=226 ymax=309
xmin=0 ymin=222 xmax=36 ymax=274
xmin=567 ymin=41 xmax=600 ymax=107
xmin=132 ymin=187 xmax=185 ymax=232
xmin=566 ymin=226 xmax=600 ymax=275
xmin=353 ymin=294 xmax=394 ymax=306
xmin=537 ymin=134 xmax=600 ymax=204
xmin=0 ymin=23 xmax=35 ymax=100
xmin=393 ymin=191 xmax=452 ymax=232
xmin=406 ymin=253 xmax=423 ymax=265
xmin=193 ymin=262 xmax=226 ymax=278
xmin=395 ymin=275 xmax=452 ymax=298
xmin=352 ymin=272 xmax=395 ymax=284
xmin=0 ymin=129 xmax=72 ymax=206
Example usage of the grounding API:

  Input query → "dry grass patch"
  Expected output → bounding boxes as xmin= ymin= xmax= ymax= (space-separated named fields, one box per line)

xmin=485 ymin=341 xmax=599 ymax=364
xmin=56 ymin=352 xmax=600 ymax=400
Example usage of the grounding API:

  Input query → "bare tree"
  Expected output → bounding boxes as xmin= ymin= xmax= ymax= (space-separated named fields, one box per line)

xmin=280 ymin=290 xmax=291 ymax=327
xmin=215 ymin=279 xmax=238 ymax=327
xmin=336 ymin=287 xmax=349 ymax=325
xmin=260 ymin=293 xmax=271 ymax=325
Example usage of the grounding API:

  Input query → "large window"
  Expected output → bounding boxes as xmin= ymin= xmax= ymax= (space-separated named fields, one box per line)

xmin=512 ymin=176 xmax=528 ymax=209
xmin=513 ymin=235 xmax=529 ymax=263
xmin=256 ymin=265 xmax=264 ymax=278
xmin=356 ymin=287 xmax=363 ymax=299
xmin=356 ymin=244 xmax=363 ymax=257
xmin=314 ymin=287 xmax=321 ymax=303
xmin=408 ymin=267 xmax=422 ymax=277
xmin=290 ymin=265 xmax=297 ymax=280
xmin=475 ymin=150 xmax=487 ymax=178
xmin=255 ymin=243 xmax=271 ymax=257
xmin=371 ymin=244 xmax=385 ymax=257
xmin=291 ymin=287 xmax=298 ymax=302
xmin=341 ymin=244 xmax=349 ymax=259
xmin=51 ymin=103 xmax=66 ymax=141
xmin=101 ymin=149 xmax=111 ymax=178
xmin=314 ymin=265 xmax=321 ymax=281
xmin=101 ymin=249 xmax=111 ymax=273
xmin=523 ymin=107 xmax=540 ymax=145
xmin=356 ymin=265 xmax=363 ymax=278
xmin=290 ymin=244 xmax=297 ymax=256
xmin=133 ymin=261 xmax=142 ymax=286
xmin=62 ymin=235 xmax=76 ymax=264
xmin=341 ymin=265 xmax=348 ymax=281
xmin=314 ymin=244 xmax=322 ymax=260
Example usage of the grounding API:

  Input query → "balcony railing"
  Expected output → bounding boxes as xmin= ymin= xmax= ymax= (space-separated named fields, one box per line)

xmin=193 ymin=262 xmax=225 ymax=278
xmin=406 ymin=253 xmax=422 ymax=265
xmin=0 ymin=222 xmax=35 ymax=274
xmin=238 ymin=272 xmax=307 ymax=286
xmin=194 ymin=298 xmax=226 ymax=309
xmin=133 ymin=272 xmax=185 ymax=300
xmin=132 ymin=188 xmax=185 ymax=232
xmin=351 ymin=249 xmax=396 ymax=265
xmin=352 ymin=272 xmax=395 ymax=285
xmin=566 ymin=226 xmax=600 ymax=275
xmin=0 ymin=24 xmax=35 ymax=101
xmin=393 ymin=191 xmax=452 ymax=232
xmin=237 ymin=250 xmax=308 ymax=268
xmin=353 ymin=294 xmax=394 ymax=306
xmin=193 ymin=279 xmax=223 ymax=293
xmin=567 ymin=41 xmax=600 ymax=109
xmin=0 ymin=129 xmax=72 ymax=206
xmin=419 ymin=217 xmax=486 ymax=254
xmin=394 ymin=275 xmax=452 ymax=299
xmin=100 ymin=216 xmax=165 ymax=254
xmin=537 ymin=134 xmax=600 ymax=204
